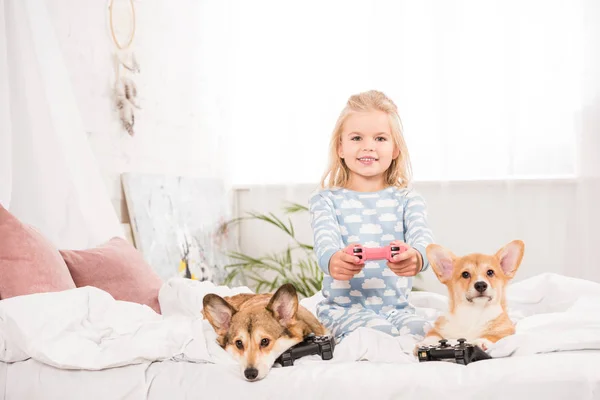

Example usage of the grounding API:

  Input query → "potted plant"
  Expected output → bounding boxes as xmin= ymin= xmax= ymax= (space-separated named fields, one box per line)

xmin=219 ymin=202 xmax=425 ymax=298
xmin=219 ymin=203 xmax=323 ymax=299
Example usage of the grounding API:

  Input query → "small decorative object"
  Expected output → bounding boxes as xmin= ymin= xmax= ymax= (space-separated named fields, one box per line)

xmin=121 ymin=173 xmax=236 ymax=283
xmin=176 ymin=228 xmax=217 ymax=283
xmin=108 ymin=0 xmax=140 ymax=136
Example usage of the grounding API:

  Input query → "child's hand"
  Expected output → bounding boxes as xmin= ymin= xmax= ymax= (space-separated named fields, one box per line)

xmin=328 ymin=246 xmax=363 ymax=280
xmin=386 ymin=240 xmax=423 ymax=277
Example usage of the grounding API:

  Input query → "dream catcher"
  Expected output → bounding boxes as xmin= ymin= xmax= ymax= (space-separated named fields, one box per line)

xmin=109 ymin=0 xmax=140 ymax=136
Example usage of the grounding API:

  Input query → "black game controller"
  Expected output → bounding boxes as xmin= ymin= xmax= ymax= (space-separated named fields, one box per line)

xmin=275 ymin=333 xmax=335 ymax=367
xmin=417 ymin=338 xmax=492 ymax=365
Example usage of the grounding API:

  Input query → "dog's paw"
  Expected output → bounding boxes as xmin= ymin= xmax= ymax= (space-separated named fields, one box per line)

xmin=412 ymin=344 xmax=420 ymax=357
xmin=471 ymin=338 xmax=493 ymax=351
xmin=413 ymin=336 xmax=442 ymax=356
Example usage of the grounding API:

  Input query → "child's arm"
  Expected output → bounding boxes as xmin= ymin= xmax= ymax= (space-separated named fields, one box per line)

xmin=309 ymin=192 xmax=343 ymax=275
xmin=403 ymin=189 xmax=435 ymax=272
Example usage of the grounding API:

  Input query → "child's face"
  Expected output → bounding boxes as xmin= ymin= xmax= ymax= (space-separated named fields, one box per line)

xmin=338 ymin=110 xmax=399 ymax=185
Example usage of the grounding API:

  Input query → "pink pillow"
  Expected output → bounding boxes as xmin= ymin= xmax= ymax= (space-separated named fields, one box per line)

xmin=60 ymin=237 xmax=163 ymax=314
xmin=0 ymin=204 xmax=76 ymax=299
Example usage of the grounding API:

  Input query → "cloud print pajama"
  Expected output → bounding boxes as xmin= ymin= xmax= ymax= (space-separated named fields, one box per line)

xmin=309 ymin=186 xmax=434 ymax=342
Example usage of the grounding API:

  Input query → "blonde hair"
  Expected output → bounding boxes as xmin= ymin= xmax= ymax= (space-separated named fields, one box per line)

xmin=320 ymin=90 xmax=412 ymax=189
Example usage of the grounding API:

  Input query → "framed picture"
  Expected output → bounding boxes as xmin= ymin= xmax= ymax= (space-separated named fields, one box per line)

xmin=122 ymin=172 xmax=236 ymax=283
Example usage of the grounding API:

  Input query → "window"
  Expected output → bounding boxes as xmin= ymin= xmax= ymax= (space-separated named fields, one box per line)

xmin=201 ymin=0 xmax=583 ymax=185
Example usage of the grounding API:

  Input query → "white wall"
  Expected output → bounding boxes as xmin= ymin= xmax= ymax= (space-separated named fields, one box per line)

xmin=234 ymin=180 xmax=593 ymax=295
xmin=47 ymin=0 xmax=224 ymax=222
xmin=44 ymin=2 xmax=599 ymax=295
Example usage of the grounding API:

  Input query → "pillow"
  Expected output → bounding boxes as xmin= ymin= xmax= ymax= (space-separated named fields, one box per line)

xmin=0 ymin=204 xmax=76 ymax=299
xmin=60 ymin=237 xmax=163 ymax=314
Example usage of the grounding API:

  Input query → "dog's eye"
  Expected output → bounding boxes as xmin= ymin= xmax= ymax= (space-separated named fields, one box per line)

xmin=487 ymin=269 xmax=494 ymax=277
xmin=235 ymin=340 xmax=244 ymax=350
xmin=260 ymin=338 xmax=270 ymax=347
xmin=461 ymin=271 xmax=470 ymax=279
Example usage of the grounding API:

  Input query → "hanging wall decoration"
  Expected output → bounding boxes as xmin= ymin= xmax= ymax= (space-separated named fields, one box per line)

xmin=108 ymin=0 xmax=140 ymax=136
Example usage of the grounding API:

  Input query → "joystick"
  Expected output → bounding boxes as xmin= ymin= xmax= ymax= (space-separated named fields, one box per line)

xmin=345 ymin=244 xmax=407 ymax=264
xmin=417 ymin=338 xmax=491 ymax=365
xmin=274 ymin=334 xmax=336 ymax=367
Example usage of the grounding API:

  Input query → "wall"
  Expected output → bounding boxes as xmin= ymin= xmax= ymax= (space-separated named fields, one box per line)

xmin=234 ymin=180 xmax=593 ymax=295
xmin=45 ymin=2 xmax=599 ymax=294
xmin=47 ymin=0 xmax=225 ymax=223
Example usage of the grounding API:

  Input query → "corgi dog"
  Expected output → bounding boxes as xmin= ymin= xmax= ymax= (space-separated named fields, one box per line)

xmin=416 ymin=240 xmax=524 ymax=353
xmin=202 ymin=283 xmax=327 ymax=381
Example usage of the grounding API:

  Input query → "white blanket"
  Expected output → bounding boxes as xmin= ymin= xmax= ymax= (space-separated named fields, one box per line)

xmin=305 ymin=272 xmax=600 ymax=363
xmin=0 ymin=272 xmax=599 ymax=370
xmin=0 ymin=286 xmax=209 ymax=369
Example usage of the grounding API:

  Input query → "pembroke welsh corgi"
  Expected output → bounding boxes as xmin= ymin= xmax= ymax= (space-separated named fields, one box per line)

xmin=202 ymin=283 xmax=328 ymax=381
xmin=416 ymin=240 xmax=524 ymax=353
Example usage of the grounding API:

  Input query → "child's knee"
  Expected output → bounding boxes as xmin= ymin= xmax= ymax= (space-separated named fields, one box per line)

xmin=403 ymin=318 xmax=430 ymax=337
xmin=317 ymin=307 xmax=395 ymax=340
xmin=388 ymin=311 xmax=431 ymax=337
xmin=316 ymin=306 xmax=353 ymax=334
xmin=344 ymin=315 xmax=397 ymax=337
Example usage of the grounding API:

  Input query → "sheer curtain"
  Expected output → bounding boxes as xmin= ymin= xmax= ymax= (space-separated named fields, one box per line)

xmin=576 ymin=0 xmax=600 ymax=282
xmin=203 ymin=0 xmax=583 ymax=185
xmin=0 ymin=0 xmax=11 ymax=207
xmin=198 ymin=0 xmax=600 ymax=288
xmin=0 ymin=0 xmax=123 ymax=248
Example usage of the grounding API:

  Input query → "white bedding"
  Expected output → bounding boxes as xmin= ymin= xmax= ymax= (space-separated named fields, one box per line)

xmin=1 ymin=272 xmax=600 ymax=399
xmin=4 ymin=351 xmax=600 ymax=400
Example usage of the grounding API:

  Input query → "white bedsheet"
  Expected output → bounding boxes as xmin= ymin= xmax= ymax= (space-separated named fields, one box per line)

xmin=0 ymin=286 xmax=210 ymax=369
xmin=4 ymin=351 xmax=600 ymax=400
xmin=0 ymin=273 xmax=600 ymax=371
xmin=305 ymin=272 xmax=600 ymax=362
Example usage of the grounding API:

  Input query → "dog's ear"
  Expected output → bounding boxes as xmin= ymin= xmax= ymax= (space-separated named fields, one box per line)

xmin=495 ymin=240 xmax=524 ymax=278
xmin=202 ymin=294 xmax=236 ymax=335
xmin=426 ymin=244 xmax=456 ymax=283
xmin=266 ymin=283 xmax=298 ymax=327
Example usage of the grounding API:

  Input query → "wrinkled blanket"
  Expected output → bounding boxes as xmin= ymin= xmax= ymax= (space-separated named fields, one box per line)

xmin=1 ymin=273 xmax=599 ymax=370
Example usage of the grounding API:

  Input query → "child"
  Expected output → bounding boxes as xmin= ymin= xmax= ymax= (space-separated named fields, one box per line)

xmin=309 ymin=90 xmax=434 ymax=343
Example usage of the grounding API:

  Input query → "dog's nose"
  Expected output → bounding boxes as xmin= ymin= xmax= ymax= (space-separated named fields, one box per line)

xmin=244 ymin=368 xmax=259 ymax=380
xmin=474 ymin=281 xmax=488 ymax=293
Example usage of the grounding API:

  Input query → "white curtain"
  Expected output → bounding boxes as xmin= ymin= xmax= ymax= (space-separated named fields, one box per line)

xmin=206 ymin=1 xmax=600 ymax=288
xmin=576 ymin=0 xmax=600 ymax=283
xmin=0 ymin=0 xmax=11 ymax=207
xmin=200 ymin=0 xmax=585 ymax=186
xmin=0 ymin=0 xmax=123 ymax=249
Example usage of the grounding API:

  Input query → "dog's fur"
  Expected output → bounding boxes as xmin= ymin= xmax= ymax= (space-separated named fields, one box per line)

xmin=202 ymin=283 xmax=327 ymax=381
xmin=416 ymin=240 xmax=524 ymax=352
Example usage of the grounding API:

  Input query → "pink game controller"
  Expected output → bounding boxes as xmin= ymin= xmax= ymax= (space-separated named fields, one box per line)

xmin=344 ymin=244 xmax=408 ymax=263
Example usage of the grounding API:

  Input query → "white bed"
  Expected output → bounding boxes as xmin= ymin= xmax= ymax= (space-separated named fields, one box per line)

xmin=2 ymin=272 xmax=600 ymax=400
xmin=4 ymin=351 xmax=600 ymax=400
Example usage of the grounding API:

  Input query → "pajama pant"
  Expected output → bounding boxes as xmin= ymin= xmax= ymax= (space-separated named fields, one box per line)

xmin=317 ymin=303 xmax=431 ymax=343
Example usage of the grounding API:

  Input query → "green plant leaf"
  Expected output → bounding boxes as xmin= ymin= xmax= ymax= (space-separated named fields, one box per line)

xmin=220 ymin=202 xmax=324 ymax=298
xmin=283 ymin=202 xmax=308 ymax=214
